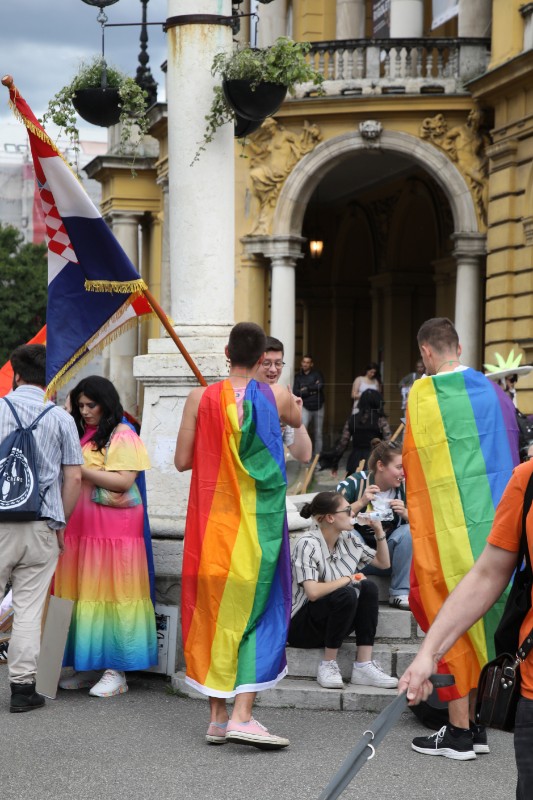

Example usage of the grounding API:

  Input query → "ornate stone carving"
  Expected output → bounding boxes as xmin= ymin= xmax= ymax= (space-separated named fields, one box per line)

xmin=359 ymin=120 xmax=383 ymax=147
xmin=247 ymin=119 xmax=322 ymax=236
xmin=420 ymin=111 xmax=489 ymax=225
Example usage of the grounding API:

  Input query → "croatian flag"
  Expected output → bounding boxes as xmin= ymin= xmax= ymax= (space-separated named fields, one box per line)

xmin=3 ymin=78 xmax=153 ymax=396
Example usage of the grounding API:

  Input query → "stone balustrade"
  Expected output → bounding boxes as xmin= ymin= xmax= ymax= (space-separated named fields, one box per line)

xmin=293 ymin=37 xmax=490 ymax=97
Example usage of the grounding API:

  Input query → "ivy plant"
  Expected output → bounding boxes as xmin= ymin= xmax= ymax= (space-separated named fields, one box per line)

xmin=42 ymin=57 xmax=149 ymax=169
xmin=194 ymin=37 xmax=324 ymax=162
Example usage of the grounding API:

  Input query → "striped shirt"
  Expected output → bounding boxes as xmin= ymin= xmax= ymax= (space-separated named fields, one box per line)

xmin=291 ymin=528 xmax=376 ymax=617
xmin=0 ymin=385 xmax=83 ymax=529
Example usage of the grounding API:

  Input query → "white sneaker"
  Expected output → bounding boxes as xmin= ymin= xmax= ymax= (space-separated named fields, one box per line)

xmin=89 ymin=669 xmax=128 ymax=698
xmin=317 ymin=660 xmax=344 ymax=689
xmin=389 ymin=596 xmax=410 ymax=611
xmin=59 ymin=670 xmax=102 ymax=690
xmin=350 ymin=661 xmax=398 ymax=689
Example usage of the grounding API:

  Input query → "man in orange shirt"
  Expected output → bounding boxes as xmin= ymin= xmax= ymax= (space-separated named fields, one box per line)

xmin=399 ymin=460 xmax=533 ymax=798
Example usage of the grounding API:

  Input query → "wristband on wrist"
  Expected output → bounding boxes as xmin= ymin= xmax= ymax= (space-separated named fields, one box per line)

xmin=375 ymin=535 xmax=386 ymax=542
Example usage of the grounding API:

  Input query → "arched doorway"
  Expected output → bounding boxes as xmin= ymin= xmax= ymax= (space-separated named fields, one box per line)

xmin=259 ymin=129 xmax=484 ymax=442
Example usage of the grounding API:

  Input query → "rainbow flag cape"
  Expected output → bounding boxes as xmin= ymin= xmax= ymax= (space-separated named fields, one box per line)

xmin=404 ymin=368 xmax=519 ymax=700
xmin=181 ymin=379 xmax=291 ymax=698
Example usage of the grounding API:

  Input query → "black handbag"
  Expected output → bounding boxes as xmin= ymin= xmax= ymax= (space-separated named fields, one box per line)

xmin=475 ymin=471 xmax=533 ymax=732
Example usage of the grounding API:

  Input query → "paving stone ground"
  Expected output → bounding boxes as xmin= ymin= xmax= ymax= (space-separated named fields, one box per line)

xmin=0 ymin=669 xmax=516 ymax=800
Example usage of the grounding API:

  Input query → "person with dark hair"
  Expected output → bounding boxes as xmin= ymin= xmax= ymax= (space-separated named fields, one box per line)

xmin=345 ymin=389 xmax=390 ymax=475
xmin=0 ymin=344 xmax=83 ymax=713
xmin=227 ymin=321 xmax=267 ymax=368
xmin=255 ymin=336 xmax=312 ymax=463
xmin=337 ymin=440 xmax=412 ymax=611
xmin=288 ymin=491 xmax=397 ymax=690
xmin=175 ymin=322 xmax=301 ymax=750
xmin=351 ymin=362 xmax=381 ymax=413
xmin=403 ymin=317 xmax=519 ymax=760
xmin=54 ymin=375 xmax=157 ymax=698
xmin=293 ymin=354 xmax=325 ymax=456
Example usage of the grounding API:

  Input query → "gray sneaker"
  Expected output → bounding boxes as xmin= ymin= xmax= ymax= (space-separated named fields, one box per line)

xmin=317 ymin=659 xmax=344 ymax=689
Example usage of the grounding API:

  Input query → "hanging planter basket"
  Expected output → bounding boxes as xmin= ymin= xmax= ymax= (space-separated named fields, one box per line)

xmin=234 ymin=114 xmax=265 ymax=138
xmin=72 ymin=88 xmax=121 ymax=127
xmin=223 ymin=79 xmax=287 ymax=122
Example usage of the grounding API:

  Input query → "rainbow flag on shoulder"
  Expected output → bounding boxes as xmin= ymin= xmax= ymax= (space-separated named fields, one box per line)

xmin=181 ymin=379 xmax=291 ymax=697
xmin=404 ymin=368 xmax=519 ymax=700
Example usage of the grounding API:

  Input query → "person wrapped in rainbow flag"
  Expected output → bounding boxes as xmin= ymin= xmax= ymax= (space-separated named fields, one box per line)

xmin=403 ymin=317 xmax=519 ymax=761
xmin=175 ymin=322 xmax=302 ymax=750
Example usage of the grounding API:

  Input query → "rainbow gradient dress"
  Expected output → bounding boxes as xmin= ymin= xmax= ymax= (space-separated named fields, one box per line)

xmin=404 ymin=368 xmax=518 ymax=700
xmin=181 ymin=379 xmax=291 ymax=698
xmin=55 ymin=424 xmax=158 ymax=671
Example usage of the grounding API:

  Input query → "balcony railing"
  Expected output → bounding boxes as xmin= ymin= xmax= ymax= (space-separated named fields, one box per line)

xmin=294 ymin=37 xmax=490 ymax=97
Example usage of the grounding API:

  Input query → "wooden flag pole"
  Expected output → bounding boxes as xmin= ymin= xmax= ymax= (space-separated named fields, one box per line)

xmin=142 ymin=288 xmax=207 ymax=387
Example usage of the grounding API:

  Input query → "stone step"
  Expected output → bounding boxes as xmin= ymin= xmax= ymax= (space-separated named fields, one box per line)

xmin=172 ymin=672 xmax=399 ymax=713
xmin=286 ymin=642 xmax=421 ymax=681
xmin=375 ymin=605 xmax=421 ymax=640
xmin=286 ymin=643 xmax=393 ymax=679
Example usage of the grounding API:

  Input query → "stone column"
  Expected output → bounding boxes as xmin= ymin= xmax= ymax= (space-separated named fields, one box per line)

xmin=336 ymin=0 xmax=366 ymax=39
xmin=390 ymin=0 xmax=424 ymax=37
xmin=458 ymin=0 xmax=491 ymax=36
xmin=134 ymin=0 xmax=234 ymax=549
xmin=458 ymin=0 xmax=492 ymax=80
xmin=256 ymin=0 xmax=289 ymax=47
xmin=105 ymin=211 xmax=142 ymax=416
xmin=452 ymin=233 xmax=486 ymax=369
xmin=242 ymin=234 xmax=305 ymax=386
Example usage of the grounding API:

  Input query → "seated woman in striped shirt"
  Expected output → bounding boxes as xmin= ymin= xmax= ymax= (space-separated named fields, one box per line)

xmin=288 ymin=491 xmax=398 ymax=691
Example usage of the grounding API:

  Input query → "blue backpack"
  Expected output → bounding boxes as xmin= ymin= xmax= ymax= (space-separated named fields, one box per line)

xmin=0 ymin=398 xmax=54 ymax=521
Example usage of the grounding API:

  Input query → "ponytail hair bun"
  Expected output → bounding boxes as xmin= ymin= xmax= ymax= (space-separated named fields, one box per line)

xmin=299 ymin=491 xmax=345 ymax=519
xmin=299 ymin=503 xmax=313 ymax=519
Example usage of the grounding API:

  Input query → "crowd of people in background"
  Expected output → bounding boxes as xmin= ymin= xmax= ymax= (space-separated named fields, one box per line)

xmin=1 ymin=318 xmax=533 ymax=794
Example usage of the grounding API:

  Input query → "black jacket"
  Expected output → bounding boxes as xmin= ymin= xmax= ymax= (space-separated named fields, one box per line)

xmin=293 ymin=369 xmax=325 ymax=411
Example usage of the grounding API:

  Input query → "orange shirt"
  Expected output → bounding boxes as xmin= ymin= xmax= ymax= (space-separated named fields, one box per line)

xmin=488 ymin=460 xmax=533 ymax=700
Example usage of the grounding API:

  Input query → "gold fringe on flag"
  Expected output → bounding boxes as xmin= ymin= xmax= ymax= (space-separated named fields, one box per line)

xmin=84 ymin=278 xmax=148 ymax=294
xmin=45 ymin=295 xmax=154 ymax=400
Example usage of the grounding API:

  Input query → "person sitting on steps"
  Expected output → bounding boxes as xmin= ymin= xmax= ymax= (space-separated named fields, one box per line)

xmin=337 ymin=440 xmax=412 ymax=611
xmin=288 ymin=491 xmax=398 ymax=691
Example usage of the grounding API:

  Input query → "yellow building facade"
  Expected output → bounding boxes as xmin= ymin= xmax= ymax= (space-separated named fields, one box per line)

xmin=92 ymin=0 xmax=533 ymax=443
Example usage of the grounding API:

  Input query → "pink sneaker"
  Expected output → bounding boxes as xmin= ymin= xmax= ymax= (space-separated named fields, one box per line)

xmin=206 ymin=721 xmax=228 ymax=745
xmin=226 ymin=717 xmax=289 ymax=750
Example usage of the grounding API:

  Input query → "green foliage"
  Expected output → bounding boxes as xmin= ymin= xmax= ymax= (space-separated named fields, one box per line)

xmin=211 ymin=37 xmax=323 ymax=91
xmin=195 ymin=37 xmax=324 ymax=162
xmin=0 ymin=224 xmax=47 ymax=364
xmin=42 ymin=57 xmax=149 ymax=168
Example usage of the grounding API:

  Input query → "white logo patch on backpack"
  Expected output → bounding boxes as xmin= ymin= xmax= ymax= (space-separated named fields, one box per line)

xmin=0 ymin=398 xmax=53 ymax=521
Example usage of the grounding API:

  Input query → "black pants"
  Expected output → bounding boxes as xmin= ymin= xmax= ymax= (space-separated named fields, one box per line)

xmin=515 ymin=697 xmax=533 ymax=799
xmin=288 ymin=581 xmax=379 ymax=651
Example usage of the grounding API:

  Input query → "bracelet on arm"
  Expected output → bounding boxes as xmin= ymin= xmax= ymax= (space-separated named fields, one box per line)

xmin=375 ymin=535 xmax=387 ymax=542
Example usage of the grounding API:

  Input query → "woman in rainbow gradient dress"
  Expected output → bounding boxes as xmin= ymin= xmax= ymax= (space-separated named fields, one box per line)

xmin=55 ymin=376 xmax=157 ymax=697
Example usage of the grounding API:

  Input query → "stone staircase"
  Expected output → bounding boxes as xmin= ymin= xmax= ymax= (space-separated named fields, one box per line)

xmin=172 ymin=575 xmax=423 ymax=713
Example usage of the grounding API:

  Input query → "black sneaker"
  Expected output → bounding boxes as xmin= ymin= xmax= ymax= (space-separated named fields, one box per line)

xmin=470 ymin=721 xmax=490 ymax=754
xmin=412 ymin=724 xmax=476 ymax=760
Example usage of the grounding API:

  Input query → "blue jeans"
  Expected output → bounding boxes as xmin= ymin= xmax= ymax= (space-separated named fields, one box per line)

xmin=361 ymin=523 xmax=412 ymax=597
xmin=302 ymin=406 xmax=325 ymax=456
